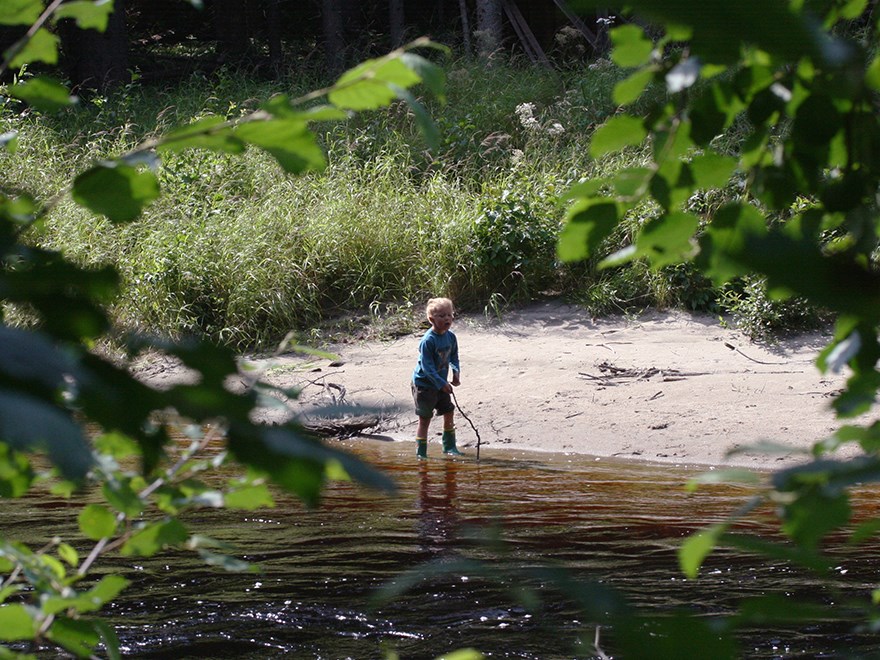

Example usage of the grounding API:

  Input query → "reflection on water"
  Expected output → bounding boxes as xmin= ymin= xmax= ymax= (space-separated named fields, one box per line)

xmin=6 ymin=440 xmax=880 ymax=658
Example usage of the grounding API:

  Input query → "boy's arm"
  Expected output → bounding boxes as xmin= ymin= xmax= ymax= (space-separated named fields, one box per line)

xmin=419 ymin=336 xmax=448 ymax=390
xmin=451 ymin=336 xmax=461 ymax=386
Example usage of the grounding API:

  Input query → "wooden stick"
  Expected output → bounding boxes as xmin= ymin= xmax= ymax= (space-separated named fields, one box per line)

xmin=452 ymin=391 xmax=482 ymax=460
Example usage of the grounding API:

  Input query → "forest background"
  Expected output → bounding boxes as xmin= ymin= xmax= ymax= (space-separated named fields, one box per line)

xmin=4 ymin=0 xmax=880 ymax=658
xmin=2 ymin=0 xmax=817 ymax=351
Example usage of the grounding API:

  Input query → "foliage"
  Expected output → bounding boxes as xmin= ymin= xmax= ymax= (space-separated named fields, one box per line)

xmin=6 ymin=43 xmax=826 ymax=341
xmin=559 ymin=0 xmax=880 ymax=653
xmin=0 ymin=1 xmax=447 ymax=656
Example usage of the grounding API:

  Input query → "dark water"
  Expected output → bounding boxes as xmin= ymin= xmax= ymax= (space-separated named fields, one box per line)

xmin=10 ymin=440 xmax=880 ymax=659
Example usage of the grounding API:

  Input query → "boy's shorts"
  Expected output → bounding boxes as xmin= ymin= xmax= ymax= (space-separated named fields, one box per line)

xmin=412 ymin=382 xmax=454 ymax=418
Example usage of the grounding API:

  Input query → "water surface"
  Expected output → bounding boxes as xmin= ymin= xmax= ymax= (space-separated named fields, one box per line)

xmin=8 ymin=440 xmax=880 ymax=658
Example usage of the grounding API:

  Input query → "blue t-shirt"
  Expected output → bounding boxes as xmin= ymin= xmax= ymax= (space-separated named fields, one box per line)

xmin=412 ymin=328 xmax=459 ymax=390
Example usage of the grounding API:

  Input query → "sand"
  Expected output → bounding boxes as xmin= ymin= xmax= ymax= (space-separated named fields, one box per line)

xmin=232 ymin=301 xmax=859 ymax=470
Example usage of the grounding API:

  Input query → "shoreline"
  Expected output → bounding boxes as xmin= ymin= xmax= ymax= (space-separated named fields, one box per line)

xmin=226 ymin=302 xmax=857 ymax=470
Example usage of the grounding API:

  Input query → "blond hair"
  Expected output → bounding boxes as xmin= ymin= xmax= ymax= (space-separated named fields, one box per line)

xmin=426 ymin=297 xmax=454 ymax=319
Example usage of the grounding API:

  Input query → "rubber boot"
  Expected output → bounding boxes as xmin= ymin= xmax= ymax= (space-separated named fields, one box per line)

xmin=416 ymin=438 xmax=428 ymax=459
xmin=442 ymin=429 xmax=463 ymax=456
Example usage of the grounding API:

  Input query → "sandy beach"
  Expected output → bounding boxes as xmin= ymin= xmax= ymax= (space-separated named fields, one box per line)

xmin=224 ymin=301 xmax=860 ymax=470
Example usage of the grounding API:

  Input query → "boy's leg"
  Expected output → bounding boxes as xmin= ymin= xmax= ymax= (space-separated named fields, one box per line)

xmin=441 ymin=411 xmax=463 ymax=455
xmin=416 ymin=416 xmax=431 ymax=458
xmin=412 ymin=383 xmax=436 ymax=459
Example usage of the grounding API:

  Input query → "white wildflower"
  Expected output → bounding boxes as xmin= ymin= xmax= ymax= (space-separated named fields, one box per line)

xmin=515 ymin=103 xmax=542 ymax=131
xmin=547 ymin=122 xmax=565 ymax=136
xmin=666 ymin=58 xmax=700 ymax=93
xmin=770 ymin=82 xmax=793 ymax=103
xmin=515 ymin=102 xmax=536 ymax=121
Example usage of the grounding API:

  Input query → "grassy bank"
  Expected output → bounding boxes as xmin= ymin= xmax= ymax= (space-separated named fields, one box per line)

xmin=0 ymin=59 xmax=824 ymax=349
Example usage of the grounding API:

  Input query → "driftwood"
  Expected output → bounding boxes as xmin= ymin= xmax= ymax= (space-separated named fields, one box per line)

xmin=301 ymin=414 xmax=381 ymax=438
xmin=578 ymin=361 xmax=709 ymax=386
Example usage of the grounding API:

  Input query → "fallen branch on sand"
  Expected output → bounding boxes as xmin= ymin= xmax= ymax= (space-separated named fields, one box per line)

xmin=301 ymin=414 xmax=382 ymax=438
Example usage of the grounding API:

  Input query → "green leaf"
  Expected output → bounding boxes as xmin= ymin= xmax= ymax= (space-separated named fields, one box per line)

xmin=8 ymin=77 xmax=76 ymax=113
xmin=121 ymin=519 xmax=188 ymax=557
xmin=93 ymin=619 xmax=122 ymax=660
xmin=46 ymin=616 xmax=100 ymax=657
xmin=0 ymin=444 xmax=33 ymax=498
xmin=611 ymin=167 xmax=652 ymax=198
xmin=598 ymin=244 xmax=637 ymax=269
xmin=72 ymin=161 xmax=160 ymax=222
xmin=833 ymin=422 xmax=880 ymax=453
xmin=561 ymin=178 xmax=607 ymax=200
xmin=0 ymin=130 xmax=18 ymax=152
xmin=849 ymin=517 xmax=880 ymax=546
xmin=0 ymin=326 xmax=75 ymax=388
xmin=159 ymin=116 xmax=244 ymax=154
xmin=696 ymin=202 xmax=768 ymax=284
xmin=747 ymin=85 xmax=787 ymax=126
xmin=613 ymin=68 xmax=654 ymax=105
xmin=235 ymin=120 xmax=325 ymax=174
xmin=866 ymin=54 xmax=880 ymax=92
xmin=433 ymin=651 xmax=484 ymax=660
xmin=78 ymin=504 xmax=117 ymax=541
xmin=610 ymin=24 xmax=654 ymax=68
xmin=836 ymin=0 xmax=869 ymax=20
xmin=57 ymin=543 xmax=79 ymax=568
xmin=9 ymin=28 xmax=59 ymax=68
xmin=0 ymin=604 xmax=35 ymax=640
xmin=228 ymin=424 xmax=395 ymax=506
xmin=722 ymin=533 xmax=830 ymax=573
xmin=738 ymin=594 xmax=838 ymax=625
xmin=53 ymin=0 xmax=114 ymax=30
xmin=0 ymin=584 xmax=25 ymax=605
xmin=196 ymin=548 xmax=256 ymax=573
xmin=85 ymin=575 xmax=130 ymax=609
xmin=792 ymin=93 xmax=842 ymax=148
xmin=0 ymin=0 xmax=42 ymax=25
xmin=330 ymin=55 xmax=421 ymax=110
xmin=679 ymin=525 xmax=724 ymax=578
xmin=783 ymin=490 xmax=851 ymax=548
xmin=616 ymin=611 xmax=737 ymax=659
xmin=650 ymin=161 xmax=695 ymax=210
xmin=590 ymin=115 xmax=647 ymax=158
xmin=394 ymin=85 xmax=440 ymax=151
xmin=635 ymin=211 xmax=700 ymax=268
xmin=0 ymin=390 xmax=93 ymax=481
xmin=102 ymin=479 xmax=144 ymax=517
xmin=685 ymin=469 xmax=761 ymax=492
xmin=224 ymin=484 xmax=275 ymax=510
xmin=93 ymin=431 xmax=140 ymax=459
xmin=736 ymin=231 xmax=880 ymax=320
xmin=558 ymin=199 xmax=620 ymax=262
xmin=774 ymin=455 xmax=880 ymax=493
xmin=400 ymin=52 xmax=446 ymax=102
xmin=262 ymin=96 xmax=349 ymax=121
xmin=576 ymin=0 xmax=818 ymax=64
xmin=689 ymin=152 xmax=737 ymax=189
xmin=689 ymin=83 xmax=728 ymax=146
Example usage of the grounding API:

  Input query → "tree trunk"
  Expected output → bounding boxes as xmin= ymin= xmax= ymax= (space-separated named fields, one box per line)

xmin=322 ymin=0 xmax=346 ymax=73
xmin=214 ymin=0 xmax=251 ymax=62
xmin=265 ymin=0 xmax=282 ymax=74
xmin=458 ymin=0 xmax=472 ymax=56
xmin=476 ymin=0 xmax=502 ymax=60
xmin=389 ymin=0 xmax=406 ymax=49
xmin=60 ymin=0 xmax=130 ymax=93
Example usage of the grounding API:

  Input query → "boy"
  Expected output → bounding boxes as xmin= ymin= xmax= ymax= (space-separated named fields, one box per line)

xmin=411 ymin=297 xmax=463 ymax=458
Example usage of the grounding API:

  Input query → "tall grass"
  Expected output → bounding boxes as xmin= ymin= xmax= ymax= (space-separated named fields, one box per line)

xmin=0 ymin=58 xmax=823 ymax=349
